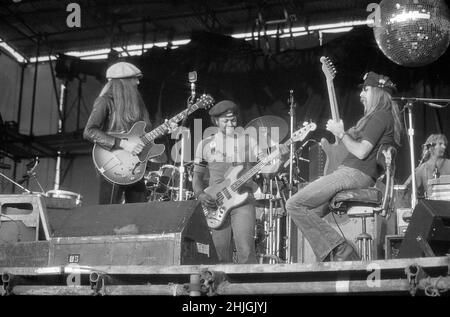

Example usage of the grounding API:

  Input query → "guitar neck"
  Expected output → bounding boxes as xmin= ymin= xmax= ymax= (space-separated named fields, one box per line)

xmin=326 ymin=79 xmax=340 ymax=122
xmin=228 ymin=139 xmax=294 ymax=192
xmin=141 ymin=103 xmax=200 ymax=143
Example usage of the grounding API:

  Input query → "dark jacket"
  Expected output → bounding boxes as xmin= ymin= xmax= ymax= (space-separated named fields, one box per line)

xmin=83 ymin=93 xmax=120 ymax=150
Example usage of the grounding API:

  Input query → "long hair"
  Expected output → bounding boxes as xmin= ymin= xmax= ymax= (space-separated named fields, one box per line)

xmin=353 ymin=86 xmax=403 ymax=146
xmin=99 ymin=78 xmax=150 ymax=131
xmin=421 ymin=134 xmax=448 ymax=162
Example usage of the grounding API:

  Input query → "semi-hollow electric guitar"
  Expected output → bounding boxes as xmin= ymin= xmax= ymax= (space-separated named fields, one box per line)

xmin=203 ymin=122 xmax=316 ymax=229
xmin=320 ymin=56 xmax=349 ymax=175
xmin=92 ymin=94 xmax=214 ymax=185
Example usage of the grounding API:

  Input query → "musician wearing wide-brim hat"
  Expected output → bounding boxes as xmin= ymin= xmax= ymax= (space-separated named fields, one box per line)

xmin=84 ymin=61 xmax=151 ymax=204
xmin=285 ymin=71 xmax=403 ymax=262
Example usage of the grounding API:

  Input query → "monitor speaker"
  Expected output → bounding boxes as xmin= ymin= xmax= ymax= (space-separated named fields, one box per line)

xmin=398 ymin=200 xmax=450 ymax=258
xmin=0 ymin=200 xmax=218 ymax=267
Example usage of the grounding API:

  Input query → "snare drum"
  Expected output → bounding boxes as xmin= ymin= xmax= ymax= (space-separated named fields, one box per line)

xmin=46 ymin=189 xmax=82 ymax=206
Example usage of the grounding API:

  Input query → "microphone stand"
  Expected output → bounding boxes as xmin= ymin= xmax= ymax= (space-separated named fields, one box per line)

xmin=285 ymin=90 xmax=296 ymax=263
xmin=178 ymin=73 xmax=196 ymax=201
xmin=54 ymin=82 xmax=66 ymax=192
xmin=393 ymin=97 xmax=449 ymax=209
xmin=404 ymin=101 xmax=418 ymax=209
xmin=0 ymin=172 xmax=32 ymax=194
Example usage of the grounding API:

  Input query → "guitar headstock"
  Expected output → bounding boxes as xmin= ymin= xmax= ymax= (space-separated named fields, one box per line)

xmin=291 ymin=122 xmax=317 ymax=143
xmin=196 ymin=94 xmax=215 ymax=109
xmin=320 ymin=56 xmax=336 ymax=82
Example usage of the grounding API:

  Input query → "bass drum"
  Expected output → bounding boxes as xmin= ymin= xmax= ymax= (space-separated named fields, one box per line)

xmin=46 ymin=189 xmax=83 ymax=206
xmin=169 ymin=188 xmax=195 ymax=201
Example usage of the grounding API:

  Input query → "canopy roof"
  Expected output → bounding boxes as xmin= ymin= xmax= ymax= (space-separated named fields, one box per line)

xmin=0 ymin=0 xmax=374 ymax=59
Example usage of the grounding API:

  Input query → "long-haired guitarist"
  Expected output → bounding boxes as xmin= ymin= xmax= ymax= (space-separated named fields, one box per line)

xmin=84 ymin=62 xmax=152 ymax=204
xmin=192 ymin=100 xmax=268 ymax=264
xmin=403 ymin=134 xmax=450 ymax=198
xmin=286 ymin=71 xmax=403 ymax=262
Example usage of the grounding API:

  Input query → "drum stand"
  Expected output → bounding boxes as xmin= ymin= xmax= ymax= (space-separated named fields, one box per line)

xmin=258 ymin=176 xmax=286 ymax=264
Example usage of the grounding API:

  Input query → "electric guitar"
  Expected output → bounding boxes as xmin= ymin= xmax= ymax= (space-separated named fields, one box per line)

xmin=203 ymin=122 xmax=317 ymax=229
xmin=320 ymin=56 xmax=349 ymax=175
xmin=92 ymin=94 xmax=214 ymax=185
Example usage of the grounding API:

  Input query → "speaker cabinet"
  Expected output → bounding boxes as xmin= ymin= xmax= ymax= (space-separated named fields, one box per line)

xmin=1 ymin=200 xmax=218 ymax=267
xmin=398 ymin=200 xmax=450 ymax=258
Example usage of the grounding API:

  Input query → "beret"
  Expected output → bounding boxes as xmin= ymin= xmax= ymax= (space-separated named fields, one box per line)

xmin=208 ymin=100 xmax=238 ymax=117
xmin=359 ymin=71 xmax=397 ymax=94
xmin=106 ymin=62 xmax=143 ymax=79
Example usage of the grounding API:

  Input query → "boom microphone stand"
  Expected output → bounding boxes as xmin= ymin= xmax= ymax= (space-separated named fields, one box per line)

xmin=0 ymin=172 xmax=32 ymax=194
xmin=393 ymin=97 xmax=450 ymax=209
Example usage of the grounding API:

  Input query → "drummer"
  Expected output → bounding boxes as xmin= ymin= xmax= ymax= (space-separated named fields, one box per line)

xmin=403 ymin=134 xmax=450 ymax=198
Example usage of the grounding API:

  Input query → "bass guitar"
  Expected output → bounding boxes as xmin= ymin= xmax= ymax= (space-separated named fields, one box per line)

xmin=203 ymin=122 xmax=316 ymax=229
xmin=320 ymin=56 xmax=349 ymax=175
xmin=92 ymin=94 xmax=214 ymax=185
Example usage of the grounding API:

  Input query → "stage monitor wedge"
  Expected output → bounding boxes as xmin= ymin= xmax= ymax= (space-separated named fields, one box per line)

xmin=1 ymin=200 xmax=218 ymax=267
xmin=398 ymin=200 xmax=450 ymax=258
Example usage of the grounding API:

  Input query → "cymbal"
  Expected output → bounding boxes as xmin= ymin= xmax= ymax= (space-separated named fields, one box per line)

xmin=244 ymin=115 xmax=289 ymax=145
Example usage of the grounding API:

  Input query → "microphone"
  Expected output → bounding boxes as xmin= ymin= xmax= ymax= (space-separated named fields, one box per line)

xmin=424 ymin=102 xmax=446 ymax=109
xmin=289 ymin=90 xmax=295 ymax=106
xmin=188 ymin=71 xmax=197 ymax=104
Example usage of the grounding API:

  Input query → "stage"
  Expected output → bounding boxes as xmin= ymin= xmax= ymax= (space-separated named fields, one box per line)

xmin=1 ymin=256 xmax=449 ymax=296
xmin=0 ymin=193 xmax=450 ymax=296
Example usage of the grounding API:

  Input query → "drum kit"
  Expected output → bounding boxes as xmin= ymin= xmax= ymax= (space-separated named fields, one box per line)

xmin=144 ymin=160 xmax=195 ymax=202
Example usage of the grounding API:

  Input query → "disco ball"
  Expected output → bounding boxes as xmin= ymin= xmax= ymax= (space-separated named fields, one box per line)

xmin=373 ymin=0 xmax=450 ymax=67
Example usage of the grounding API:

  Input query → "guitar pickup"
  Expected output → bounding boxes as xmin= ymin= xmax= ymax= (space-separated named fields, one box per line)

xmin=99 ymin=155 xmax=122 ymax=174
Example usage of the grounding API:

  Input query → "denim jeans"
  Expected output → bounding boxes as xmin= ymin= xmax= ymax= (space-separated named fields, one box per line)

xmin=286 ymin=166 xmax=374 ymax=261
xmin=211 ymin=202 xmax=257 ymax=264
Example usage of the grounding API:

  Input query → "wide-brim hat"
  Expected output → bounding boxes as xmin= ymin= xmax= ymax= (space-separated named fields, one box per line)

xmin=209 ymin=100 xmax=238 ymax=117
xmin=106 ymin=62 xmax=143 ymax=80
xmin=359 ymin=71 xmax=397 ymax=95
